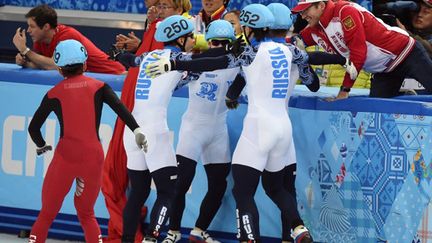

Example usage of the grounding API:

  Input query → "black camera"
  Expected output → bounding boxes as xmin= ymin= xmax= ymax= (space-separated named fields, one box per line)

xmin=379 ymin=13 xmax=399 ymax=26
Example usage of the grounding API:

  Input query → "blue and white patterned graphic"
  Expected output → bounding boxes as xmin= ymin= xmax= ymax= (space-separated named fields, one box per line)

xmin=228 ymin=0 xmax=298 ymax=10
xmin=292 ymin=108 xmax=432 ymax=242
xmin=4 ymin=0 xmax=372 ymax=14
xmin=5 ymin=0 xmax=147 ymax=13
xmin=4 ymin=0 xmax=300 ymax=14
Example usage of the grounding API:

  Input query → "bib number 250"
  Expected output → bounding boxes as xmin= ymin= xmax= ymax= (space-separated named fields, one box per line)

xmin=164 ymin=19 xmax=189 ymax=39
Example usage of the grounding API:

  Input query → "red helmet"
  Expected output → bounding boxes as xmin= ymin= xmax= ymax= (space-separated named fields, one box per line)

xmin=424 ymin=0 xmax=432 ymax=7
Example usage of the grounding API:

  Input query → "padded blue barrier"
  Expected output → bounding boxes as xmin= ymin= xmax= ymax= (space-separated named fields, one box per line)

xmin=1 ymin=63 xmax=432 ymax=242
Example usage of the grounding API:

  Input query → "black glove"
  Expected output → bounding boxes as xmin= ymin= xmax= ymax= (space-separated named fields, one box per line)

xmin=225 ymin=97 xmax=239 ymax=109
xmin=36 ymin=144 xmax=52 ymax=156
xmin=290 ymin=34 xmax=306 ymax=51
xmin=108 ymin=47 xmax=138 ymax=69
xmin=107 ymin=44 xmax=125 ymax=61
xmin=225 ymin=36 xmax=246 ymax=57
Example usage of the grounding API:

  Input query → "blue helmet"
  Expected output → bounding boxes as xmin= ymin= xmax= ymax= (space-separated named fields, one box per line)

xmin=53 ymin=39 xmax=88 ymax=67
xmin=155 ymin=15 xmax=194 ymax=42
xmin=205 ymin=20 xmax=236 ymax=41
xmin=267 ymin=3 xmax=293 ymax=30
xmin=239 ymin=4 xmax=275 ymax=29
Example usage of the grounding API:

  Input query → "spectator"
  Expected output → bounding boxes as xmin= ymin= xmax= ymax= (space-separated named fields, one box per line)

xmin=12 ymin=4 xmax=125 ymax=74
xmin=398 ymin=0 xmax=432 ymax=58
xmin=223 ymin=10 xmax=242 ymax=36
xmin=292 ymin=0 xmax=432 ymax=99
xmin=195 ymin=0 xmax=230 ymax=33
xmin=114 ymin=0 xmax=193 ymax=53
xmin=114 ymin=0 xmax=159 ymax=53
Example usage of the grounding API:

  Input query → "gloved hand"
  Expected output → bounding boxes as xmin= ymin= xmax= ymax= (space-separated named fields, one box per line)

xmin=291 ymin=34 xmax=306 ymax=51
xmin=145 ymin=53 xmax=172 ymax=78
xmin=343 ymin=58 xmax=358 ymax=80
xmin=225 ymin=97 xmax=239 ymax=109
xmin=107 ymin=44 xmax=125 ymax=61
xmin=134 ymin=128 xmax=148 ymax=152
xmin=225 ymin=35 xmax=246 ymax=57
xmin=36 ymin=144 xmax=52 ymax=156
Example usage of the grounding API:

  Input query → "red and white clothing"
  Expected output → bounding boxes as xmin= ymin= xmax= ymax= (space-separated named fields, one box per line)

xmin=33 ymin=24 xmax=126 ymax=74
xmin=300 ymin=0 xmax=415 ymax=88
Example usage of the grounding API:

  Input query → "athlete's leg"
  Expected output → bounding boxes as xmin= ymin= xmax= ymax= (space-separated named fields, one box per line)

xmin=262 ymin=169 xmax=302 ymax=241
xmin=232 ymin=164 xmax=261 ymax=242
xmin=168 ymin=155 xmax=197 ymax=231
xmin=29 ymin=156 xmax=75 ymax=243
xmin=284 ymin=164 xmax=297 ymax=201
xmin=122 ymin=169 xmax=152 ymax=242
xmin=74 ymin=175 xmax=103 ymax=243
xmin=195 ymin=163 xmax=230 ymax=230
xmin=147 ymin=166 xmax=177 ymax=238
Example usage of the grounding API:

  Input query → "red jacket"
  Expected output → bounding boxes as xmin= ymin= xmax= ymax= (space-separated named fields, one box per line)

xmin=34 ymin=24 xmax=125 ymax=74
xmin=300 ymin=0 xmax=415 ymax=88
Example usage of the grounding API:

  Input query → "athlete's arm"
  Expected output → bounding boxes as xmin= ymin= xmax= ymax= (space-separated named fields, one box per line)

xmin=173 ymin=55 xmax=231 ymax=72
xmin=226 ymin=73 xmax=246 ymax=100
xmin=115 ymin=52 xmax=146 ymax=69
xmin=28 ymin=94 xmax=54 ymax=147
xmin=102 ymin=84 xmax=139 ymax=131
xmin=173 ymin=43 xmax=254 ymax=72
xmin=304 ymin=68 xmax=320 ymax=92
xmin=146 ymin=46 xmax=252 ymax=77
xmin=192 ymin=47 xmax=228 ymax=58
xmin=288 ymin=45 xmax=320 ymax=92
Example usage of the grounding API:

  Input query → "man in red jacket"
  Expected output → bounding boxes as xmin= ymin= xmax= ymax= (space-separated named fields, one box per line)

xmin=12 ymin=4 xmax=125 ymax=74
xmin=292 ymin=0 xmax=432 ymax=99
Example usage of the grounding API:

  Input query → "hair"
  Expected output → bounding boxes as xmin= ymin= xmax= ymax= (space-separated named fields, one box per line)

xmin=59 ymin=64 xmax=84 ymax=77
xmin=269 ymin=29 xmax=288 ymax=37
xmin=173 ymin=0 xmax=192 ymax=13
xmin=251 ymin=28 xmax=268 ymax=41
xmin=223 ymin=9 xmax=240 ymax=18
xmin=312 ymin=1 xmax=326 ymax=9
xmin=25 ymin=4 xmax=58 ymax=29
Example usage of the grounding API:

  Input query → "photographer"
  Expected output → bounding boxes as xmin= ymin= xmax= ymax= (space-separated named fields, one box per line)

xmin=374 ymin=0 xmax=431 ymax=58
xmin=399 ymin=0 xmax=432 ymax=58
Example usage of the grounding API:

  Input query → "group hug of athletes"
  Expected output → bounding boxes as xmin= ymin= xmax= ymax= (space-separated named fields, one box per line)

xmin=27 ymin=0 xmax=432 ymax=243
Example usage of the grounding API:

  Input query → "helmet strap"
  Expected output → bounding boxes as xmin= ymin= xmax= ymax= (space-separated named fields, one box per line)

xmin=175 ymin=36 xmax=188 ymax=52
xmin=241 ymin=26 xmax=252 ymax=46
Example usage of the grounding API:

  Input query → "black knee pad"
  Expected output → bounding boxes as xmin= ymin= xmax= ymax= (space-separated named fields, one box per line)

xmin=262 ymin=169 xmax=285 ymax=199
xmin=175 ymin=155 xmax=197 ymax=193
xmin=127 ymin=169 xmax=152 ymax=198
xmin=151 ymin=166 xmax=177 ymax=194
xmin=283 ymin=164 xmax=297 ymax=197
